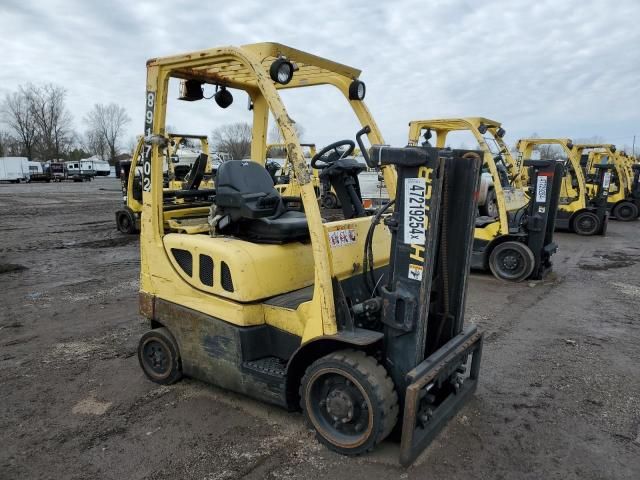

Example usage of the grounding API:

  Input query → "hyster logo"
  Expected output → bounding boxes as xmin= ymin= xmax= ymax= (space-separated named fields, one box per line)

xmin=408 ymin=166 xmax=433 ymax=273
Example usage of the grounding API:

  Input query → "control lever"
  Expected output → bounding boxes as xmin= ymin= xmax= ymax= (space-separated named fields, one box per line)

xmin=356 ymin=126 xmax=373 ymax=167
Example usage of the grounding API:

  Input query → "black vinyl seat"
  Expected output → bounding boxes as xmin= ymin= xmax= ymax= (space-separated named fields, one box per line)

xmin=214 ymin=160 xmax=309 ymax=243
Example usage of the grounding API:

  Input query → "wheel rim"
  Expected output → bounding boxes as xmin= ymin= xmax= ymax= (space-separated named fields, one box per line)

xmin=142 ymin=339 xmax=171 ymax=378
xmin=576 ymin=214 xmax=598 ymax=234
xmin=305 ymin=368 xmax=373 ymax=449
xmin=494 ymin=248 xmax=527 ymax=279
xmin=616 ymin=203 xmax=636 ymax=220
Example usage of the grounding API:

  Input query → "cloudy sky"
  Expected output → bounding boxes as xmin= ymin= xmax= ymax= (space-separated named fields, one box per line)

xmin=1 ymin=0 xmax=639 ymax=152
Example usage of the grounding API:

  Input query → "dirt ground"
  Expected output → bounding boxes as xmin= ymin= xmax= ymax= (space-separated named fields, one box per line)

xmin=1 ymin=179 xmax=639 ymax=480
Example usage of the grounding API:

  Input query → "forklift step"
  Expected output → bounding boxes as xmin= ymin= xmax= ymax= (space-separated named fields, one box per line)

xmin=242 ymin=356 xmax=287 ymax=379
xmin=264 ymin=285 xmax=313 ymax=310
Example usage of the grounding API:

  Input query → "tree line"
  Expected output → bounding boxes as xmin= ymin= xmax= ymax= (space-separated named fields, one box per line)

xmin=0 ymin=83 xmax=130 ymax=164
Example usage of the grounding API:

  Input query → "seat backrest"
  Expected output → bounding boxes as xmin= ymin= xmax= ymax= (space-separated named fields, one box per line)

xmin=184 ymin=153 xmax=207 ymax=190
xmin=215 ymin=160 xmax=283 ymax=220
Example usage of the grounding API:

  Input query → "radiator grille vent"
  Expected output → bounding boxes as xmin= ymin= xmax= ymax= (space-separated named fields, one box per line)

xmin=199 ymin=254 xmax=214 ymax=287
xmin=221 ymin=261 xmax=234 ymax=292
xmin=171 ymin=248 xmax=193 ymax=277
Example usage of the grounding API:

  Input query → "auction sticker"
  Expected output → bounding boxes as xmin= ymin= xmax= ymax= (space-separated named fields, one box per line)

xmin=404 ymin=177 xmax=426 ymax=245
xmin=328 ymin=226 xmax=357 ymax=248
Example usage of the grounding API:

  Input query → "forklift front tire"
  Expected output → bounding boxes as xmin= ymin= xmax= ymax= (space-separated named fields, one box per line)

xmin=612 ymin=201 xmax=638 ymax=222
xmin=572 ymin=211 xmax=601 ymax=236
xmin=138 ymin=328 xmax=183 ymax=385
xmin=489 ymin=241 xmax=535 ymax=282
xmin=300 ymin=349 xmax=398 ymax=456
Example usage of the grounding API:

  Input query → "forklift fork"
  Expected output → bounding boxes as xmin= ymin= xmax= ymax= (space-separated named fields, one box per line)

xmin=400 ymin=325 xmax=483 ymax=466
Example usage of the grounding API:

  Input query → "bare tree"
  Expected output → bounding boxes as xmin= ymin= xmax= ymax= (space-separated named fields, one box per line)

xmin=83 ymin=128 xmax=109 ymax=160
xmin=211 ymin=122 xmax=252 ymax=160
xmin=85 ymin=103 xmax=131 ymax=164
xmin=1 ymin=87 xmax=38 ymax=160
xmin=27 ymin=84 xmax=73 ymax=160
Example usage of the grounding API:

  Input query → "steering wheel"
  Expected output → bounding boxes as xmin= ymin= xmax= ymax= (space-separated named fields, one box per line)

xmin=311 ymin=140 xmax=355 ymax=169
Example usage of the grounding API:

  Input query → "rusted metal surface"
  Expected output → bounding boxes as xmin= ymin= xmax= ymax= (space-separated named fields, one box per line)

xmin=139 ymin=291 xmax=155 ymax=319
xmin=151 ymin=298 xmax=288 ymax=408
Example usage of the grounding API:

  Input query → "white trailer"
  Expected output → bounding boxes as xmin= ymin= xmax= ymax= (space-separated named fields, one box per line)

xmin=65 ymin=160 xmax=96 ymax=181
xmin=0 ymin=157 xmax=30 ymax=182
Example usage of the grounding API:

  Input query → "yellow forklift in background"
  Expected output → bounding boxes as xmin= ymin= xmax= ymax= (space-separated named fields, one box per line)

xmin=516 ymin=138 xmax=612 ymax=235
xmin=136 ymin=42 xmax=484 ymax=465
xmin=116 ymin=133 xmax=211 ymax=234
xmin=408 ymin=118 xmax=562 ymax=282
xmin=577 ymin=144 xmax=639 ymax=221
xmin=266 ymin=143 xmax=321 ymax=197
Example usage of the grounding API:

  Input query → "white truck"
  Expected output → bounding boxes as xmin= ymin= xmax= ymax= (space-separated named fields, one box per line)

xmin=0 ymin=157 xmax=30 ymax=183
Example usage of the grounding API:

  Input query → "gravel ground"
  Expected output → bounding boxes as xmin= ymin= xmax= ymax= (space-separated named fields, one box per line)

xmin=0 ymin=179 xmax=639 ymax=480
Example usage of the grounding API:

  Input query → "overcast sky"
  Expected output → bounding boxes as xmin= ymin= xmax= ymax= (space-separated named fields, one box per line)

xmin=1 ymin=0 xmax=639 ymax=153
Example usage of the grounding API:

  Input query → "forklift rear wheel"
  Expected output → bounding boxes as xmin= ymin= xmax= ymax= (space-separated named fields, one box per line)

xmin=322 ymin=192 xmax=338 ymax=209
xmin=572 ymin=211 xmax=600 ymax=236
xmin=300 ymin=349 xmax=398 ymax=456
xmin=138 ymin=327 xmax=183 ymax=385
xmin=612 ymin=201 xmax=638 ymax=222
xmin=489 ymin=241 xmax=535 ymax=282
xmin=116 ymin=211 xmax=137 ymax=234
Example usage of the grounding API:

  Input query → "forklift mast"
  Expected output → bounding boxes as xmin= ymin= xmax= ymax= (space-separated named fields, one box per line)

xmin=522 ymin=160 xmax=564 ymax=279
xmin=362 ymin=142 xmax=484 ymax=465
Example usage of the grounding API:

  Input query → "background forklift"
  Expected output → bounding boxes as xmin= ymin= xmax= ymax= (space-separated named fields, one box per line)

xmin=516 ymin=138 xmax=612 ymax=235
xmin=408 ymin=118 xmax=562 ymax=282
xmin=136 ymin=42 xmax=483 ymax=465
xmin=576 ymin=144 xmax=639 ymax=221
xmin=116 ymin=133 xmax=211 ymax=234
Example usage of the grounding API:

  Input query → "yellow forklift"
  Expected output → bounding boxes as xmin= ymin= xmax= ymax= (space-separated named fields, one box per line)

xmin=266 ymin=142 xmax=321 ymax=196
xmin=116 ymin=134 xmax=211 ymax=234
xmin=576 ymin=144 xmax=639 ymax=221
xmin=408 ymin=118 xmax=562 ymax=282
xmin=516 ymin=138 xmax=612 ymax=235
xmin=136 ymin=43 xmax=483 ymax=465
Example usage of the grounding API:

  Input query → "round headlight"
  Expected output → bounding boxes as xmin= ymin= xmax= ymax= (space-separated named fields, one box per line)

xmin=348 ymin=79 xmax=366 ymax=100
xmin=270 ymin=58 xmax=294 ymax=85
xmin=214 ymin=87 xmax=233 ymax=109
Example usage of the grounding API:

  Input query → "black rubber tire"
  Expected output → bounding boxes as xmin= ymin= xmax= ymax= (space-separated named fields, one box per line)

xmin=488 ymin=241 xmax=535 ymax=282
xmin=138 ymin=327 xmax=183 ymax=385
xmin=116 ymin=210 xmax=137 ymax=234
xmin=322 ymin=192 xmax=338 ymax=209
xmin=480 ymin=188 xmax=498 ymax=217
xmin=572 ymin=211 xmax=601 ymax=236
xmin=300 ymin=349 xmax=398 ymax=456
xmin=612 ymin=201 xmax=639 ymax=222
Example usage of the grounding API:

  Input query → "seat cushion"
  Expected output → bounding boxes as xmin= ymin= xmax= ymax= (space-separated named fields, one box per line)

xmin=241 ymin=210 xmax=309 ymax=243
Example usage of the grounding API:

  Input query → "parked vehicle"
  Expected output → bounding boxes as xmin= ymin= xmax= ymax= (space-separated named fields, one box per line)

xmin=26 ymin=161 xmax=54 ymax=182
xmin=46 ymin=161 xmax=67 ymax=181
xmin=64 ymin=160 xmax=95 ymax=181
xmin=0 ymin=157 xmax=30 ymax=183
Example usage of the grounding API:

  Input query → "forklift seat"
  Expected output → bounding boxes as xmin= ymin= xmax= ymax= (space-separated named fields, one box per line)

xmin=215 ymin=160 xmax=309 ymax=243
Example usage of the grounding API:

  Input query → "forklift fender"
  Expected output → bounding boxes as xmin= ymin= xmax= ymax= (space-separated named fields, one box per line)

xmin=284 ymin=329 xmax=383 ymax=409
